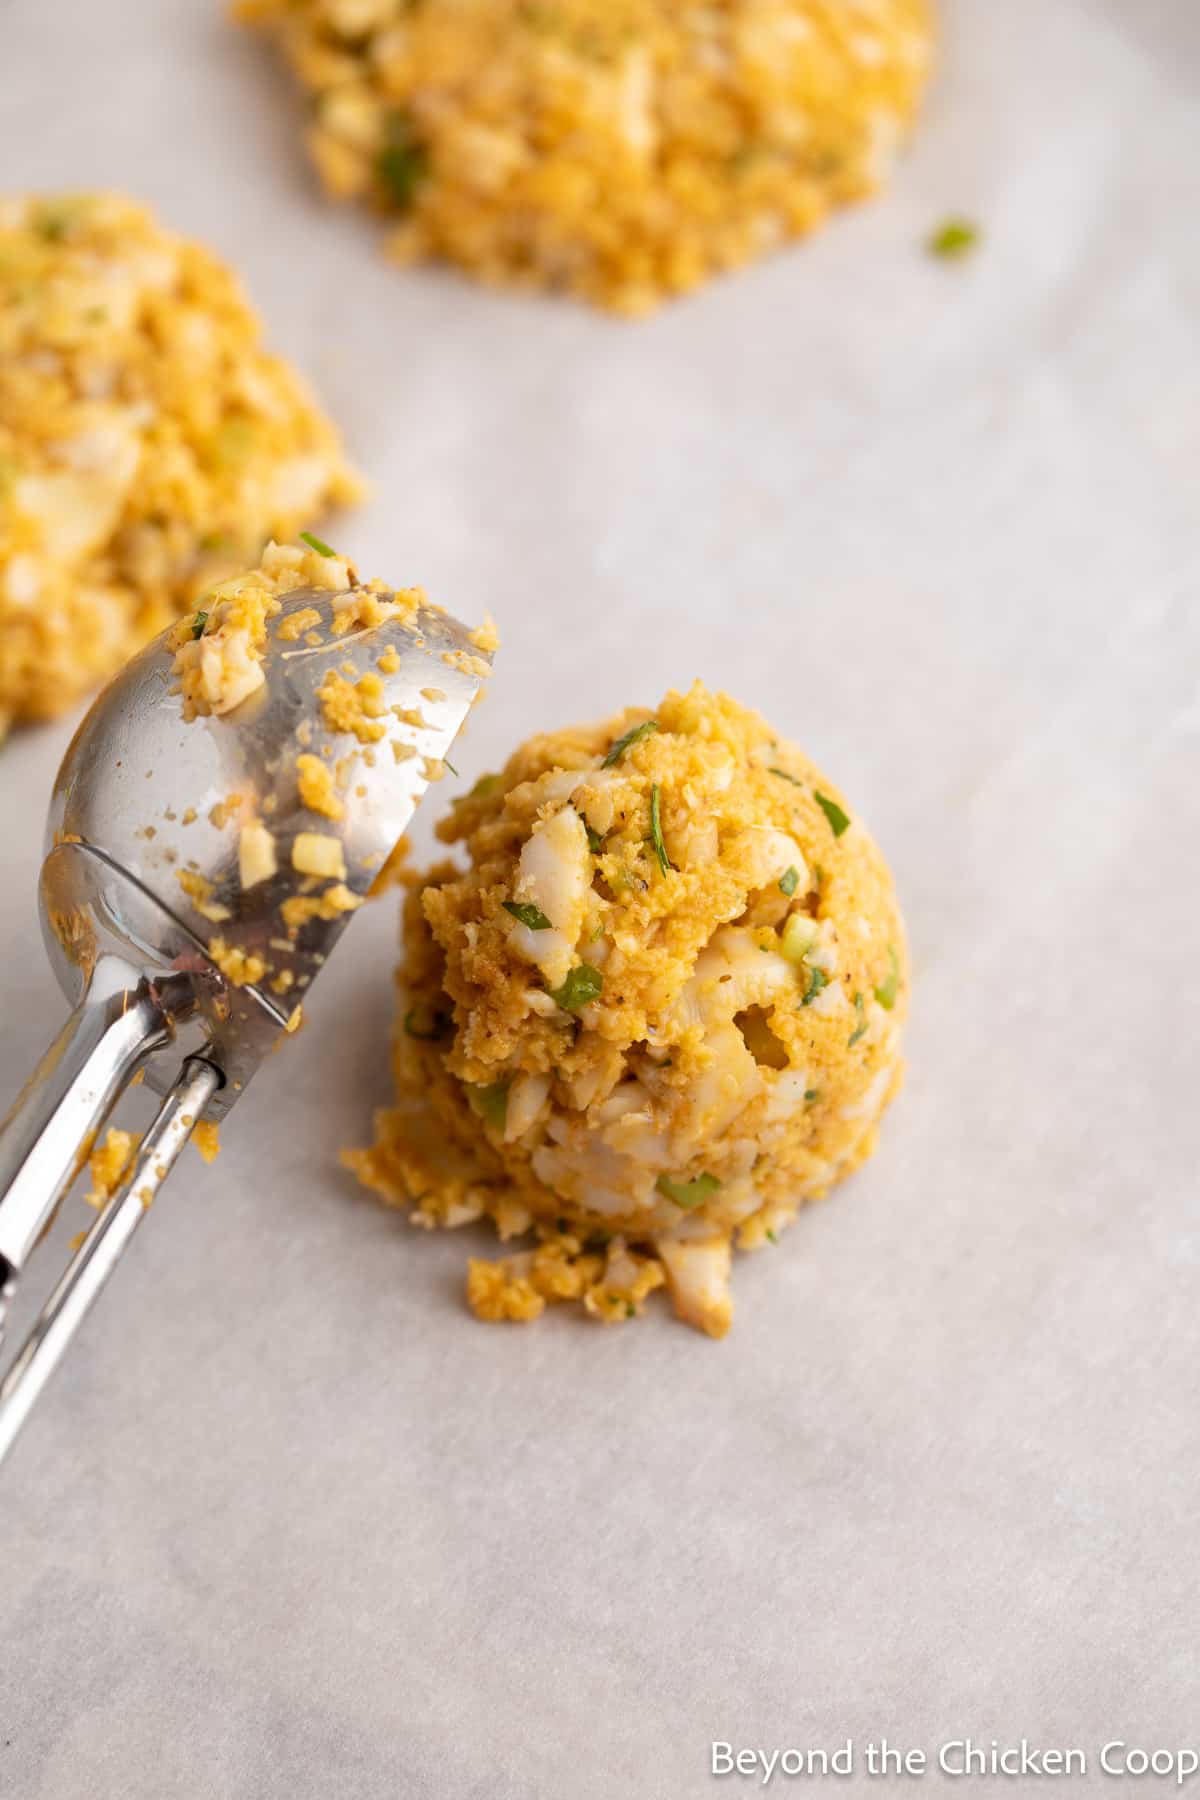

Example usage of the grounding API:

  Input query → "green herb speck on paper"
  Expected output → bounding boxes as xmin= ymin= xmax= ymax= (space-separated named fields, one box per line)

xmin=799 ymin=966 xmax=829 ymax=1008
xmin=778 ymin=865 xmax=800 ymax=897
xmin=656 ymin=1172 xmax=721 ymax=1209
xmin=377 ymin=111 xmax=430 ymax=210
xmin=191 ymin=610 xmax=208 ymax=639
xmin=299 ymin=530 xmax=336 ymax=558
xmin=470 ymin=1080 xmax=509 ymax=1132
xmin=848 ymin=991 xmax=868 ymax=1047
xmin=766 ymin=1228 xmax=778 ymax=1244
xmin=815 ymin=791 xmax=851 ymax=838
xmin=550 ymin=962 xmax=604 ymax=1012
xmin=875 ymin=944 xmax=901 ymax=1011
xmin=928 ymin=216 xmax=980 ymax=260
xmin=649 ymin=783 xmax=673 ymax=876
xmin=503 ymin=898 xmax=553 ymax=931
xmin=602 ymin=718 xmax=659 ymax=767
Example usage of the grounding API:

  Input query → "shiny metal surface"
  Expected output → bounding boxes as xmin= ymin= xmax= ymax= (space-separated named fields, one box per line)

xmin=0 ymin=1057 xmax=221 ymax=1465
xmin=0 ymin=578 xmax=491 ymax=1463
xmin=0 ymin=956 xmax=169 ymax=1285
xmin=46 ymin=582 xmax=489 ymax=1109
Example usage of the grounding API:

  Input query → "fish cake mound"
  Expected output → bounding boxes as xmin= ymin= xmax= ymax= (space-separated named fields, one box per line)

xmin=345 ymin=681 xmax=908 ymax=1336
xmin=0 ymin=192 xmax=362 ymax=737
xmin=237 ymin=0 xmax=935 ymax=315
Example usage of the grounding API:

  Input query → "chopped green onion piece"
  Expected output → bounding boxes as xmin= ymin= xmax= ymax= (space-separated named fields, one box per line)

xmin=778 ymin=865 xmax=800 ymax=897
xmin=585 ymin=824 xmax=604 ymax=854
xmin=404 ymin=1005 xmax=447 ymax=1041
xmin=848 ymin=992 xmax=868 ymax=1046
xmin=656 ymin=1172 xmax=721 ymax=1209
xmin=602 ymin=718 xmax=659 ymax=766
xmin=299 ymin=530 xmax=336 ymax=558
xmin=503 ymin=899 xmax=553 ymax=931
xmin=550 ymin=962 xmax=603 ymax=1012
xmin=804 ymin=1088 xmax=819 ymax=1102
xmin=377 ymin=112 xmax=429 ymax=210
xmin=649 ymin=783 xmax=673 ymax=876
xmin=780 ymin=912 xmax=819 ymax=965
xmin=766 ymin=1229 xmax=778 ymax=1244
xmin=625 ymin=1301 xmax=636 ymax=1318
xmin=928 ymin=217 xmax=980 ymax=259
xmin=875 ymin=944 xmax=901 ymax=1011
xmin=768 ymin=765 xmax=802 ymax=787
xmin=442 ymin=757 xmax=459 ymax=777
xmin=815 ymin=791 xmax=851 ymax=837
xmin=470 ymin=1080 xmax=509 ymax=1131
xmin=191 ymin=610 xmax=209 ymax=639
xmin=799 ymin=966 xmax=829 ymax=1007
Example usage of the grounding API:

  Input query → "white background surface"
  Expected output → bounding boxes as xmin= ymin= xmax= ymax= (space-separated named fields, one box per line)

xmin=2 ymin=1 xmax=1200 ymax=1794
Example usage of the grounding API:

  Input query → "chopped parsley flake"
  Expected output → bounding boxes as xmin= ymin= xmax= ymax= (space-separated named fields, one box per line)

xmin=804 ymin=1088 xmax=819 ymax=1102
xmin=848 ymin=992 xmax=868 ymax=1046
xmin=649 ymin=783 xmax=673 ymax=876
xmin=550 ymin=962 xmax=603 ymax=1012
xmin=442 ymin=757 xmax=459 ymax=777
xmin=470 ymin=773 xmax=500 ymax=798
xmin=191 ymin=610 xmax=208 ymax=639
xmin=625 ymin=1301 xmax=636 ymax=1318
xmin=603 ymin=718 xmax=659 ymax=766
xmin=928 ymin=216 xmax=980 ymax=259
xmin=377 ymin=112 xmax=429 ymax=209
xmin=766 ymin=1229 xmax=778 ymax=1244
xmin=471 ymin=1080 xmax=509 ymax=1132
xmin=815 ymin=791 xmax=851 ymax=837
xmin=299 ymin=530 xmax=336 ymax=558
xmin=875 ymin=944 xmax=901 ymax=1011
xmin=585 ymin=824 xmax=604 ymax=854
xmin=503 ymin=899 xmax=553 ymax=931
xmin=799 ymin=966 xmax=829 ymax=1007
xmin=768 ymin=766 xmax=803 ymax=787
xmin=778 ymin=865 xmax=800 ymax=897
xmin=404 ymin=1005 xmax=447 ymax=1041
xmin=656 ymin=1172 xmax=721 ymax=1209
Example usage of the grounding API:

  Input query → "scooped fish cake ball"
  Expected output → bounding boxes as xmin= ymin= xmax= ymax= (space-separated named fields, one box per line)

xmin=346 ymin=682 xmax=908 ymax=1336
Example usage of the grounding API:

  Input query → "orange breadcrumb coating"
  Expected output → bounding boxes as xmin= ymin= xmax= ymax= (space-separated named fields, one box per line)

xmin=345 ymin=680 xmax=908 ymax=1336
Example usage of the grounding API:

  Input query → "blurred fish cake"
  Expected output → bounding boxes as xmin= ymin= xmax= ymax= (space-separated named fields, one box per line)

xmin=0 ymin=192 xmax=363 ymax=737
xmin=238 ymin=0 xmax=935 ymax=314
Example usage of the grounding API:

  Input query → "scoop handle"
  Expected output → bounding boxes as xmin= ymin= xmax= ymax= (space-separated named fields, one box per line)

xmin=0 ymin=1056 xmax=219 ymax=1467
xmin=0 ymin=954 xmax=170 ymax=1320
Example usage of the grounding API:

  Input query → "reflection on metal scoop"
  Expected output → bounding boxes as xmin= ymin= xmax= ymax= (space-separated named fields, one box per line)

xmin=0 ymin=582 xmax=493 ymax=1463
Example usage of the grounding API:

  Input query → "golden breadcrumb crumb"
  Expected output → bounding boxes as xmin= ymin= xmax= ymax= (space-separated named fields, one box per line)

xmin=295 ymin=751 xmax=344 ymax=819
xmin=86 ymin=1126 xmax=141 ymax=1206
xmin=193 ymin=1119 xmax=221 ymax=1163
xmin=207 ymin=936 xmax=267 ymax=987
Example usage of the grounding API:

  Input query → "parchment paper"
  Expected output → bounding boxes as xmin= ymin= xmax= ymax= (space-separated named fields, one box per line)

xmin=2 ymin=2 xmax=1199 ymax=1794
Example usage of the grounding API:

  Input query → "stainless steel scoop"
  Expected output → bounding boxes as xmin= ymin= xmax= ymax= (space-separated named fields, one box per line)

xmin=0 ymin=578 xmax=492 ymax=1464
